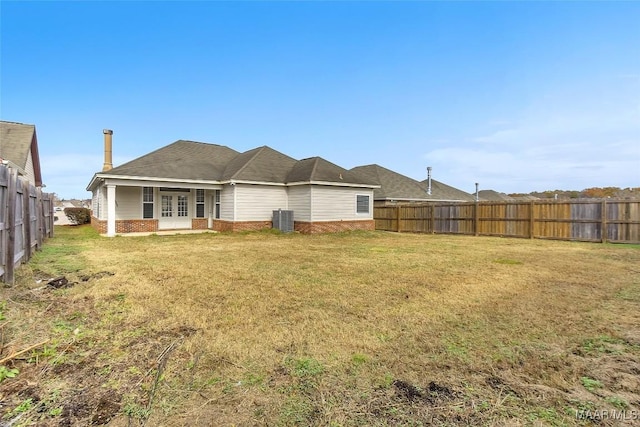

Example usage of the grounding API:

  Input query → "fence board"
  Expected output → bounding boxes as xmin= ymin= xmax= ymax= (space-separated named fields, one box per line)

xmin=374 ymin=200 xmax=640 ymax=244
xmin=0 ymin=164 xmax=54 ymax=284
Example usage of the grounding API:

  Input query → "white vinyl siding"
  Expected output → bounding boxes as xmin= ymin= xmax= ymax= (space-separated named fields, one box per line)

xmin=115 ymin=187 xmax=143 ymax=220
xmin=287 ymin=186 xmax=311 ymax=222
xmin=220 ymin=186 xmax=234 ymax=220
xmin=92 ymin=188 xmax=103 ymax=219
xmin=310 ymin=186 xmax=374 ymax=221
xmin=25 ymin=150 xmax=37 ymax=186
xmin=234 ymin=184 xmax=288 ymax=221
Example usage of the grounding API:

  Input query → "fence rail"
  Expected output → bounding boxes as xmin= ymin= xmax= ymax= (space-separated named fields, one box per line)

xmin=374 ymin=200 xmax=640 ymax=244
xmin=0 ymin=165 xmax=54 ymax=284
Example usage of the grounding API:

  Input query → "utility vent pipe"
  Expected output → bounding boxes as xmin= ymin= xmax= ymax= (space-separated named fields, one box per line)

xmin=475 ymin=183 xmax=479 ymax=202
xmin=102 ymin=129 xmax=113 ymax=172
xmin=426 ymin=166 xmax=432 ymax=195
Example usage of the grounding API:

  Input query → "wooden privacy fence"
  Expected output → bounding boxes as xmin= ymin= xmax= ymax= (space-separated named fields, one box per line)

xmin=0 ymin=165 xmax=54 ymax=284
xmin=375 ymin=200 xmax=640 ymax=244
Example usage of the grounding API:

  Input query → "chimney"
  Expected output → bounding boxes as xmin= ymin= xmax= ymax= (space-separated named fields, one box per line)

xmin=102 ymin=129 xmax=113 ymax=172
xmin=426 ymin=166 xmax=432 ymax=195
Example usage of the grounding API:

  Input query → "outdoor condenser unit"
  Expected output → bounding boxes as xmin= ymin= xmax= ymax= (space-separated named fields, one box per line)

xmin=272 ymin=209 xmax=294 ymax=233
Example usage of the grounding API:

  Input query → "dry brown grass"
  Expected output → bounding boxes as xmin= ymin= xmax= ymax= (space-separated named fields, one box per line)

xmin=1 ymin=226 xmax=639 ymax=426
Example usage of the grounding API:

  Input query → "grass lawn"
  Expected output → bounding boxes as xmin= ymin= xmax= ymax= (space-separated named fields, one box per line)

xmin=1 ymin=225 xmax=639 ymax=426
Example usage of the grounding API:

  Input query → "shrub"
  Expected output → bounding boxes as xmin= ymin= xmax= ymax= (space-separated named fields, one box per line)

xmin=64 ymin=207 xmax=91 ymax=225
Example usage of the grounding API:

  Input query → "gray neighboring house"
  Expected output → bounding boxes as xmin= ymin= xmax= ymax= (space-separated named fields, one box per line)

xmin=0 ymin=121 xmax=44 ymax=187
xmin=477 ymin=190 xmax=515 ymax=202
xmin=351 ymin=164 xmax=475 ymax=206
xmin=86 ymin=139 xmax=378 ymax=236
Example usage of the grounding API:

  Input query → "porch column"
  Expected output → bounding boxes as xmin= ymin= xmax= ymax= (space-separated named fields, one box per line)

xmin=107 ymin=184 xmax=116 ymax=237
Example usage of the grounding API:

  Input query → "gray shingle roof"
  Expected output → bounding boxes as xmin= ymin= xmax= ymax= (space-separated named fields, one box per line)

xmin=351 ymin=164 xmax=475 ymax=202
xmin=477 ymin=190 xmax=515 ymax=201
xmin=0 ymin=120 xmax=43 ymax=186
xmin=222 ymin=146 xmax=298 ymax=183
xmin=103 ymin=140 xmax=239 ymax=181
xmin=351 ymin=164 xmax=429 ymax=200
xmin=288 ymin=157 xmax=374 ymax=185
xmin=97 ymin=140 xmax=378 ymax=187
xmin=0 ymin=121 xmax=35 ymax=171
xmin=420 ymin=178 xmax=476 ymax=202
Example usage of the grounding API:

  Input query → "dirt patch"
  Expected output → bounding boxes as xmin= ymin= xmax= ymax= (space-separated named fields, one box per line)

xmin=79 ymin=271 xmax=115 ymax=282
xmin=393 ymin=379 xmax=455 ymax=405
xmin=91 ymin=390 xmax=121 ymax=425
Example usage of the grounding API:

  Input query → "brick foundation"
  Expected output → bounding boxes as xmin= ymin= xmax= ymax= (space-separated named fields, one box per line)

xmin=92 ymin=217 xmax=374 ymax=235
xmin=116 ymin=219 xmax=159 ymax=233
xmin=294 ymin=220 xmax=375 ymax=234
xmin=212 ymin=220 xmax=272 ymax=232
xmin=192 ymin=218 xmax=209 ymax=230
xmin=91 ymin=217 xmax=107 ymax=234
xmin=90 ymin=217 xmax=159 ymax=234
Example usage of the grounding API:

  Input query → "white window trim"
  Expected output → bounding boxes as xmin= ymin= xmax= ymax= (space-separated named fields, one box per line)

xmin=142 ymin=187 xmax=155 ymax=219
xmin=356 ymin=194 xmax=370 ymax=215
xmin=195 ymin=189 xmax=206 ymax=218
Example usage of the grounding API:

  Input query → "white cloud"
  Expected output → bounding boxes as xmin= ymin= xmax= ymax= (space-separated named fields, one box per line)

xmin=426 ymin=74 xmax=640 ymax=193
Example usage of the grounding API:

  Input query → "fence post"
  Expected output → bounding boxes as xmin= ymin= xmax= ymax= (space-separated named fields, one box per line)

xmin=474 ymin=202 xmax=479 ymax=236
xmin=601 ymin=200 xmax=607 ymax=243
xmin=5 ymin=169 xmax=17 ymax=285
xmin=530 ymin=201 xmax=535 ymax=239
xmin=396 ymin=206 xmax=401 ymax=232
xmin=36 ymin=188 xmax=43 ymax=248
xmin=430 ymin=204 xmax=435 ymax=234
xmin=23 ymin=181 xmax=31 ymax=261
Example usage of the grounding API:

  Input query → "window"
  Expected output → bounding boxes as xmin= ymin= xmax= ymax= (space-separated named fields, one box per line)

xmin=356 ymin=195 xmax=370 ymax=214
xmin=143 ymin=187 xmax=154 ymax=219
xmin=195 ymin=189 xmax=205 ymax=218
xmin=161 ymin=195 xmax=173 ymax=217
xmin=214 ymin=190 xmax=221 ymax=219
xmin=178 ymin=195 xmax=188 ymax=217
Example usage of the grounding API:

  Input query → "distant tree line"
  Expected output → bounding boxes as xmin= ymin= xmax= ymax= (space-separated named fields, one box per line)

xmin=509 ymin=187 xmax=640 ymax=200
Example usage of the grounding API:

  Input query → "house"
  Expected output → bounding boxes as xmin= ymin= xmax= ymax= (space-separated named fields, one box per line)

xmin=350 ymin=164 xmax=475 ymax=206
xmin=0 ymin=121 xmax=44 ymax=187
xmin=477 ymin=190 xmax=515 ymax=202
xmin=86 ymin=132 xmax=378 ymax=236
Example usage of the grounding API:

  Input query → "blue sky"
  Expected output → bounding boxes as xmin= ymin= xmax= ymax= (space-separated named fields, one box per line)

xmin=1 ymin=1 xmax=639 ymax=199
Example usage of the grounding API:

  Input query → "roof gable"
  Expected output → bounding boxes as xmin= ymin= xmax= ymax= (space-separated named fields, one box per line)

xmin=288 ymin=157 xmax=375 ymax=185
xmin=0 ymin=121 xmax=43 ymax=186
xmin=103 ymin=140 xmax=239 ymax=181
xmin=223 ymin=146 xmax=298 ymax=183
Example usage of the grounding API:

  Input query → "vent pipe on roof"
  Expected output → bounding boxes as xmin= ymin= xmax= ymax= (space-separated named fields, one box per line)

xmin=102 ymin=129 xmax=113 ymax=172
xmin=475 ymin=182 xmax=479 ymax=202
xmin=426 ymin=167 xmax=432 ymax=195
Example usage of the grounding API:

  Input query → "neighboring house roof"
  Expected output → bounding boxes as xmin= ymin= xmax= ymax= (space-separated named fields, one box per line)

xmin=101 ymin=140 xmax=239 ymax=181
xmin=351 ymin=164 xmax=431 ymax=201
xmin=477 ymin=190 xmax=515 ymax=201
xmin=351 ymin=164 xmax=475 ymax=202
xmin=0 ymin=120 xmax=43 ymax=186
xmin=289 ymin=157 xmax=374 ymax=186
xmin=420 ymin=178 xmax=477 ymax=202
